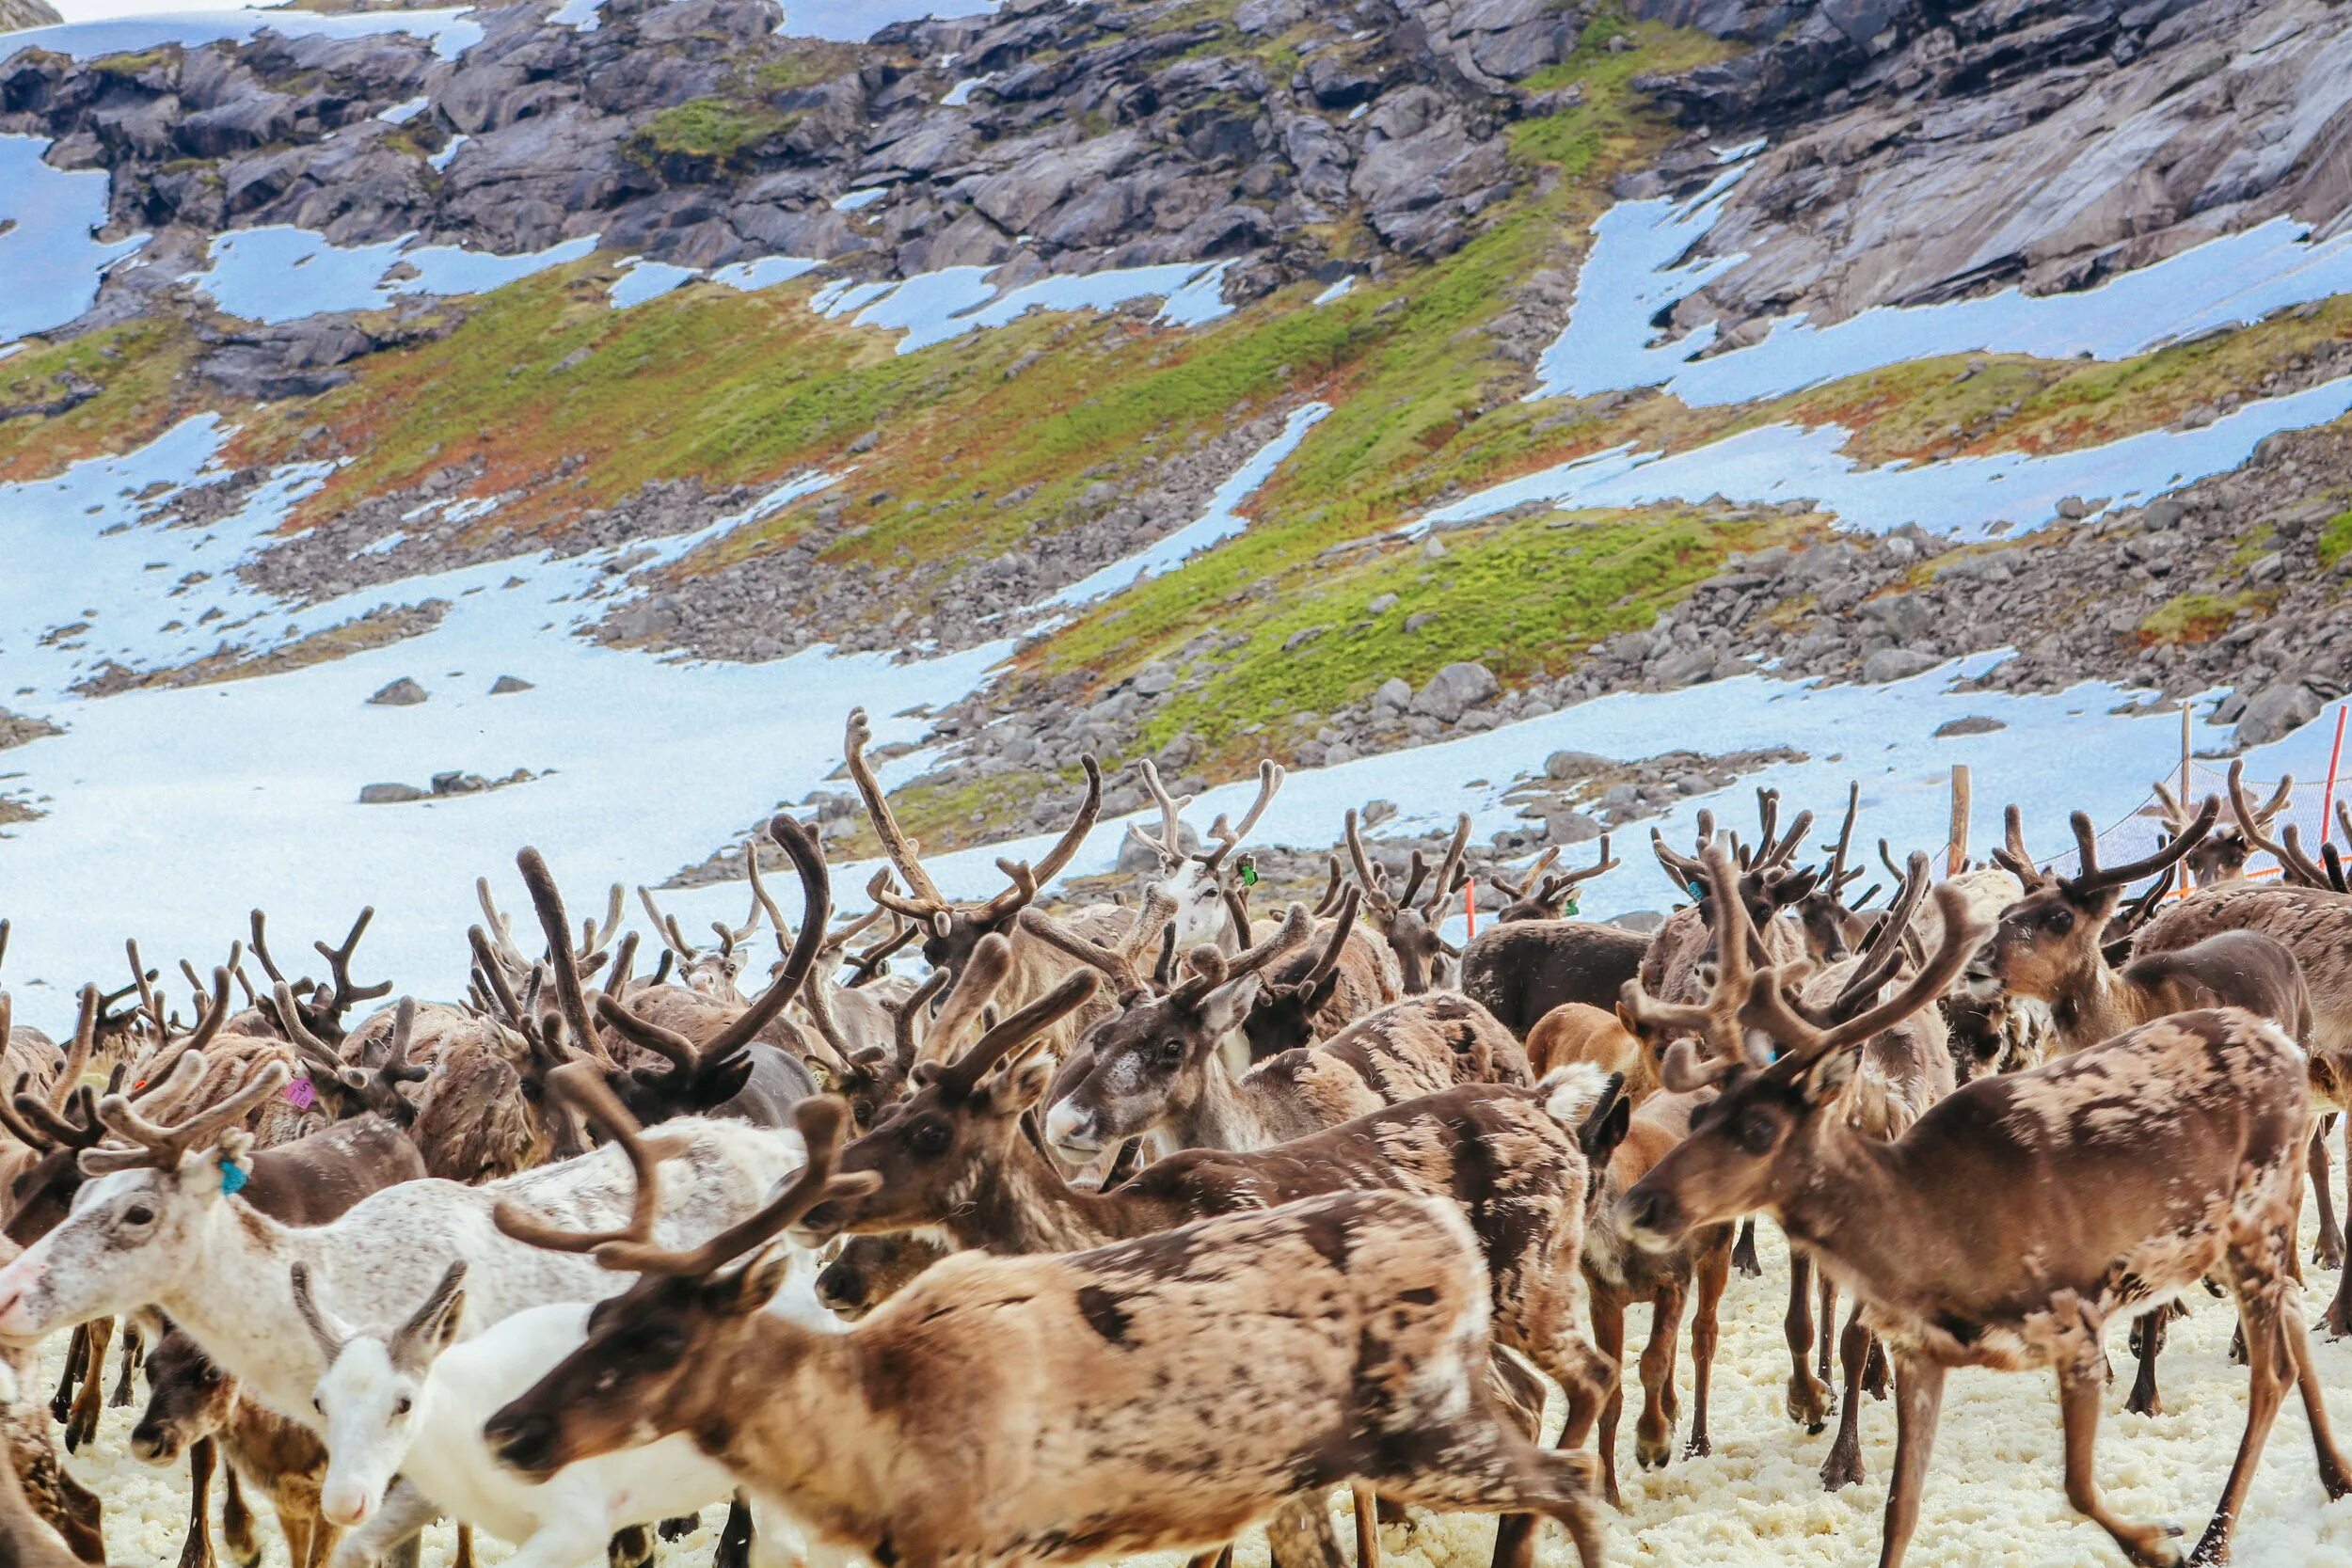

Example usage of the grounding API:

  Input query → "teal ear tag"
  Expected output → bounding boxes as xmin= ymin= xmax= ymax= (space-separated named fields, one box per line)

xmin=1686 ymin=881 xmax=1706 ymax=902
xmin=219 ymin=1163 xmax=249 ymax=1197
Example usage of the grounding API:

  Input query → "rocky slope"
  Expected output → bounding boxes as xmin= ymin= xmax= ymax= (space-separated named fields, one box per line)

xmin=5 ymin=0 xmax=2352 ymax=876
xmin=0 ymin=0 xmax=60 ymax=32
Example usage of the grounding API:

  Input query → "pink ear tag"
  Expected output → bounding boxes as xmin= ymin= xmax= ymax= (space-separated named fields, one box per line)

xmin=285 ymin=1077 xmax=317 ymax=1111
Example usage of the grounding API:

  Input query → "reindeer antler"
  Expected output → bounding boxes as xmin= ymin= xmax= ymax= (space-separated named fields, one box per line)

xmin=491 ymin=1060 xmax=670 ymax=1253
xmin=931 ymin=970 xmax=1102 ymax=1101
xmin=1196 ymin=761 xmax=1284 ymax=875
xmin=80 ymin=1008 xmax=291 ymax=1178
xmin=1739 ymin=881 xmax=1989 ymax=1069
xmin=1618 ymin=841 xmax=1770 ymax=1080
xmin=1990 ymin=805 xmax=2053 ymax=891
xmin=1124 ymin=759 xmax=1192 ymax=872
xmin=2063 ymin=795 xmax=2216 ymax=899
xmin=1017 ymin=887 xmax=1176 ymax=1006
xmin=1169 ymin=903 xmax=1313 ymax=1006
xmin=2226 ymin=761 xmax=2329 ymax=887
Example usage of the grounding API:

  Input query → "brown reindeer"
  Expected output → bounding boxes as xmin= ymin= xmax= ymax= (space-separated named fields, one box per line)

xmin=1041 ymin=911 xmax=1530 ymax=1160
xmin=1344 ymin=810 xmax=1472 ymax=994
xmin=1 ymin=1355 xmax=103 ymax=1568
xmin=2153 ymin=770 xmax=2290 ymax=888
xmin=845 ymin=708 xmax=1116 ymax=1056
xmin=1617 ymin=871 xmax=2352 ymax=1568
xmin=484 ymin=1085 xmax=1606 ymax=1568
xmin=132 ymin=1324 xmax=338 ymax=1568
xmin=1226 ymin=884 xmax=1397 ymax=1061
xmin=1525 ymin=1005 xmax=1656 ymax=1104
xmin=1459 ymin=840 xmax=1648 ymax=1042
xmin=240 ymin=909 xmax=393 ymax=1051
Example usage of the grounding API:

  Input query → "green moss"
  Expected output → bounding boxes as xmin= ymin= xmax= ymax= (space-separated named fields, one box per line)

xmin=753 ymin=44 xmax=859 ymax=91
xmin=2139 ymin=591 xmax=2269 ymax=646
xmin=89 ymin=46 xmax=172 ymax=74
xmin=2319 ymin=510 xmax=2352 ymax=568
xmin=631 ymin=98 xmax=795 ymax=165
xmin=0 ymin=317 xmax=205 ymax=484
xmin=1129 ymin=504 xmax=1797 ymax=765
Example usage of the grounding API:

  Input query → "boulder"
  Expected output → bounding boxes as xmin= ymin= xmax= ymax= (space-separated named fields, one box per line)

xmin=489 ymin=675 xmax=534 ymax=694
xmin=1861 ymin=647 xmax=1939 ymax=684
xmin=358 ymin=782 xmax=428 ymax=803
xmin=366 ymin=677 xmax=428 ymax=706
xmin=1931 ymin=715 xmax=2006 ymax=736
xmin=2233 ymin=681 xmax=2324 ymax=747
xmin=1409 ymin=661 xmax=1499 ymax=722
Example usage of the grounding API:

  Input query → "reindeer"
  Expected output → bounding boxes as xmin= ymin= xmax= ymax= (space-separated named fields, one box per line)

xmin=133 ymin=1323 xmax=340 ymax=1568
xmin=1616 ymin=870 xmax=2352 ymax=1568
xmin=1120 ymin=758 xmax=1285 ymax=949
xmin=2153 ymin=770 xmax=2290 ymax=888
xmin=1036 ymin=906 xmax=1529 ymax=1159
xmin=240 ymin=909 xmax=393 ymax=1051
xmin=1459 ymin=838 xmax=1645 ymax=1040
xmin=1344 ymin=810 xmax=1473 ymax=994
xmin=1790 ymin=784 xmax=1878 ymax=962
xmin=0 ymin=1358 xmax=102 ymax=1568
xmin=845 ymin=709 xmax=1115 ymax=1057
xmin=1226 ymin=884 xmax=1396 ymax=1061
xmin=636 ymin=883 xmax=762 ymax=1003
xmin=481 ymin=1094 xmax=1607 ymax=1568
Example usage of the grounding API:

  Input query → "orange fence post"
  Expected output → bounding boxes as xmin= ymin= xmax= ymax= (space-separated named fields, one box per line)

xmin=2326 ymin=705 xmax=2347 ymax=845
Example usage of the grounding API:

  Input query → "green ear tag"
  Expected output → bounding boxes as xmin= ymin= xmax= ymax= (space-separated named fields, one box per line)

xmin=1240 ymin=863 xmax=1259 ymax=887
xmin=1562 ymin=898 xmax=1580 ymax=918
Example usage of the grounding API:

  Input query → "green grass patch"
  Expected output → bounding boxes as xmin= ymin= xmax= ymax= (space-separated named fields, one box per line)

xmin=631 ymin=98 xmax=796 ymax=166
xmin=0 ymin=317 xmax=207 ymax=484
xmin=2319 ymin=510 xmax=2352 ymax=569
xmin=2138 ymin=591 xmax=2270 ymax=646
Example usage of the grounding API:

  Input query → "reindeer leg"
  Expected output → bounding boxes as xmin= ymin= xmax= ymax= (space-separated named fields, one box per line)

xmin=1349 ymin=1484 xmax=1381 ymax=1568
xmin=1632 ymin=1279 xmax=1686 ymax=1472
xmin=174 ymin=1437 xmax=218 ymax=1568
xmin=608 ymin=1525 xmax=654 ymax=1568
xmin=2314 ymin=1120 xmax=2345 ymax=1269
xmin=45 ymin=1449 xmax=107 ymax=1564
xmin=2189 ymin=1268 xmax=2297 ymax=1565
xmin=1876 ymin=1352 xmax=1947 ymax=1568
xmin=1730 ymin=1218 xmax=1761 ymax=1277
xmin=1821 ymin=1304 xmax=1870 ymax=1491
xmin=2125 ymin=1308 xmax=2168 ymax=1418
xmin=109 ymin=1323 xmax=142 ymax=1408
xmin=1588 ymin=1287 xmax=1626 ymax=1510
xmin=219 ymin=1466 xmax=258 ymax=1568
xmin=1783 ymin=1249 xmax=1829 ymax=1432
xmin=66 ymin=1317 xmax=112 ymax=1452
xmin=1862 ymin=1332 xmax=1890 ymax=1400
xmin=453 ymin=1524 xmax=476 ymax=1568
xmin=1365 ymin=1419 xmax=1603 ymax=1568
xmin=1816 ymin=1268 xmax=1837 ymax=1392
xmin=1683 ymin=1234 xmax=1728 ymax=1461
xmin=50 ymin=1324 xmax=86 ymax=1424
xmin=2054 ymin=1318 xmax=2186 ymax=1568
xmin=2280 ymin=1296 xmax=2352 ymax=1498
xmin=714 ymin=1493 xmax=755 ymax=1568
xmin=660 ymin=1515 xmax=698 ymax=1542
xmin=1264 ymin=1496 xmax=1348 ymax=1568
xmin=279 ymin=1508 xmax=309 ymax=1568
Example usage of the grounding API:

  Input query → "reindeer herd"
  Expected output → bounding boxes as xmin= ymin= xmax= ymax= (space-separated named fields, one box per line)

xmin=1 ymin=708 xmax=2351 ymax=1568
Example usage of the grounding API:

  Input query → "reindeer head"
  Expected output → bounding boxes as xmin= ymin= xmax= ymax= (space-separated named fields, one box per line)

xmin=1651 ymin=791 xmax=1823 ymax=961
xmin=0 ymin=985 xmax=111 ymax=1247
xmin=1234 ymin=885 xmax=1365 ymax=1059
xmin=485 ymin=1083 xmax=874 ymax=1481
xmin=795 ymin=956 xmax=1104 ymax=1241
xmin=2155 ymin=768 xmax=2289 ymax=887
xmin=847 ymin=709 xmax=1103 ymax=983
xmin=637 ymin=880 xmax=760 ymax=1003
xmin=1615 ymin=845 xmax=1988 ymax=1250
xmin=1037 ymin=905 xmax=1313 ymax=1160
xmin=1789 ymin=784 xmax=1879 ymax=962
xmin=1970 ymin=797 xmax=2215 ymax=1004
xmin=295 ymin=1259 xmax=467 ymax=1529
xmin=812 ymin=1230 xmax=949 ymax=1322
xmin=1345 ymin=810 xmax=1470 ymax=994
xmin=1486 ymin=836 xmax=1619 ymax=926
xmin=0 ymin=991 xmax=286 ymax=1346
xmin=128 ymin=1323 xmax=237 ymax=1465
xmin=269 ymin=990 xmax=429 ymax=1129
xmin=1124 ymin=759 xmax=1284 ymax=949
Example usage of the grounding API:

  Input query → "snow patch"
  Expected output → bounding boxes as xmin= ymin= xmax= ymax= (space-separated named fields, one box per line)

xmin=607 ymin=255 xmax=700 ymax=309
xmin=185 ymin=227 xmax=596 ymax=323
xmin=0 ymin=135 xmax=150 ymax=341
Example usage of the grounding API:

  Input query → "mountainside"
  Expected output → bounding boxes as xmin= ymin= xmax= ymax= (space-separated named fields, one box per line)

xmin=0 ymin=0 xmax=60 ymax=32
xmin=5 ymin=0 xmax=2352 ymax=1006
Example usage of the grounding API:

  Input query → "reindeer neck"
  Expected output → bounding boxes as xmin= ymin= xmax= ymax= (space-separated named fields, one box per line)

xmin=954 ymin=1131 xmax=1174 ymax=1255
xmin=1767 ymin=1121 xmax=1921 ymax=1294
xmin=688 ymin=1320 xmax=885 ymax=1532
xmin=1173 ymin=1055 xmax=1265 ymax=1151
xmin=2048 ymin=958 xmax=2142 ymax=1051
xmin=159 ymin=1201 xmax=329 ymax=1418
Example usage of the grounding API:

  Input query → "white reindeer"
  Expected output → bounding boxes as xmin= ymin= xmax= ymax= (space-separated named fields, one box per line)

xmin=1122 ymin=759 xmax=1284 ymax=949
xmin=295 ymin=1258 xmax=829 ymax=1568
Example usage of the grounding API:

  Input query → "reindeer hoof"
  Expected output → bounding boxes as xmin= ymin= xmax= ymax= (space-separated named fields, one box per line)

xmin=2126 ymin=1391 xmax=2164 ymax=1419
xmin=1681 ymin=1433 xmax=1710 ymax=1461
xmin=2327 ymin=1304 xmax=2352 ymax=1341
xmin=1786 ymin=1375 xmax=1831 ymax=1433
xmin=1634 ymin=1433 xmax=1675 ymax=1471
xmin=2318 ymin=1237 xmax=2345 ymax=1271
xmin=1820 ymin=1444 xmax=1864 ymax=1492
xmin=658 ymin=1517 xmax=697 ymax=1543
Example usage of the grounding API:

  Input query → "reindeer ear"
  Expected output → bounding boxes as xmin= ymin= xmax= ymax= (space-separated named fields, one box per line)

xmin=718 ymin=1246 xmax=796 ymax=1315
xmin=1800 ymin=1045 xmax=1858 ymax=1105
xmin=1581 ymin=1093 xmax=1632 ymax=1170
xmin=1194 ymin=974 xmax=1262 ymax=1043
xmin=983 ymin=1044 xmax=1055 ymax=1115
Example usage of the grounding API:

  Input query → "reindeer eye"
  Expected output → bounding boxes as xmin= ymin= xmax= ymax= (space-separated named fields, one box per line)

xmin=120 ymin=1204 xmax=154 ymax=1227
xmin=1735 ymin=1114 xmax=1776 ymax=1154
xmin=312 ymin=1396 xmax=324 ymax=1414
xmin=2043 ymin=909 xmax=2074 ymax=933
xmin=395 ymin=1397 xmax=413 ymax=1417
xmin=908 ymin=1121 xmax=950 ymax=1155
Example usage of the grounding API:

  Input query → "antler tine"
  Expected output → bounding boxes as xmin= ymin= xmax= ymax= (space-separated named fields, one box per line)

xmin=1300 ymin=885 xmax=1362 ymax=990
xmin=910 ymin=930 xmax=1015 ymax=1069
xmin=1991 ymin=804 xmax=2048 ymax=888
xmin=744 ymin=847 xmax=794 ymax=958
xmin=815 ymin=906 xmax=887 ymax=958
xmin=581 ymin=885 xmax=628 ymax=961
xmin=1558 ymin=834 xmax=1619 ymax=891
xmin=1016 ymin=909 xmax=1144 ymax=1004
xmin=2114 ymin=864 xmax=2177 ymax=935
xmin=2226 ymin=761 xmax=2322 ymax=885
xmin=1221 ymin=886 xmax=1253 ymax=947
xmin=635 ymin=887 xmax=699 ymax=960
xmin=1127 ymin=758 xmax=1191 ymax=867
xmin=2339 ymin=800 xmax=2352 ymax=850
xmin=0 ymin=919 xmax=8 ymax=975
xmin=1756 ymin=883 xmax=1990 ymax=1066
xmin=1343 ymin=809 xmax=1398 ymax=915
xmin=246 ymin=910 xmax=294 ymax=989
xmin=311 ymin=908 xmax=389 ymax=1015
xmin=600 ymin=932 xmax=639 ymax=1003
xmin=1116 ymin=884 xmax=1182 ymax=967
xmin=1651 ymin=823 xmax=1708 ymax=893
xmin=1197 ymin=760 xmax=1285 ymax=873
xmin=0 ymin=1061 xmax=62 ymax=1152
xmin=939 ymin=969 xmax=1101 ymax=1099
xmin=468 ymin=927 xmax=526 ymax=1023
xmin=845 ymin=708 xmax=947 ymax=909
xmin=1488 ymin=846 xmax=1562 ymax=901
xmin=476 ymin=879 xmax=529 ymax=971
xmin=2149 ymin=779 xmax=2195 ymax=836
xmin=2065 ymin=796 xmax=2217 ymax=897
xmin=845 ymin=921 xmax=916 ymax=988
xmin=1028 ymin=755 xmax=1104 ymax=889
xmin=180 ymin=961 xmax=234 ymax=1056
xmin=694 ymin=816 xmax=834 ymax=1064
xmin=1395 ymin=849 xmax=1432 ymax=911
xmin=973 ymin=858 xmax=1041 ymax=926
xmin=2325 ymin=842 xmax=2348 ymax=895
xmin=1822 ymin=781 xmax=1860 ymax=889
xmin=492 ymin=1060 xmax=664 ymax=1253
xmin=1418 ymin=814 xmax=1472 ymax=917
xmin=600 ymin=1094 xmax=878 ymax=1277
xmin=1311 ymin=855 xmax=1345 ymax=917
xmin=592 ymin=993 xmax=698 ymax=1074
xmin=2254 ymin=774 xmax=2294 ymax=829
xmin=2279 ymin=824 xmax=2335 ymax=890
xmin=269 ymin=982 xmax=362 ymax=1091
xmin=1753 ymin=808 xmax=1815 ymax=874
xmin=518 ymin=849 xmax=612 ymax=1072
xmin=47 ymin=985 xmax=100 ymax=1115
xmin=864 ymin=869 xmax=946 ymax=937
xmin=124 ymin=940 xmax=164 ymax=1039
xmin=1827 ymin=851 xmax=1931 ymax=1022
xmin=892 ymin=969 xmax=952 ymax=1068
xmin=82 ymin=1053 xmax=293 ymax=1178
xmin=1222 ymin=903 xmax=1314 ymax=984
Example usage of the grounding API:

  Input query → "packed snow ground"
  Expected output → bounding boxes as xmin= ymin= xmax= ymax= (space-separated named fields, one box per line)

xmin=40 ymin=1213 xmax=2352 ymax=1566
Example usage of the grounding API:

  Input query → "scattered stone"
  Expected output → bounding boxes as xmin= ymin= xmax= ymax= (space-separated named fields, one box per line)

xmin=358 ymin=782 xmax=429 ymax=803
xmin=1409 ymin=661 xmax=1500 ymax=723
xmin=1860 ymin=647 xmax=1940 ymax=684
xmin=367 ymin=677 xmax=427 ymax=706
xmin=2234 ymin=681 xmax=2325 ymax=747
xmin=1366 ymin=593 xmax=1400 ymax=614
xmin=488 ymin=674 xmax=534 ymax=694
xmin=1931 ymin=715 xmax=2006 ymax=737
